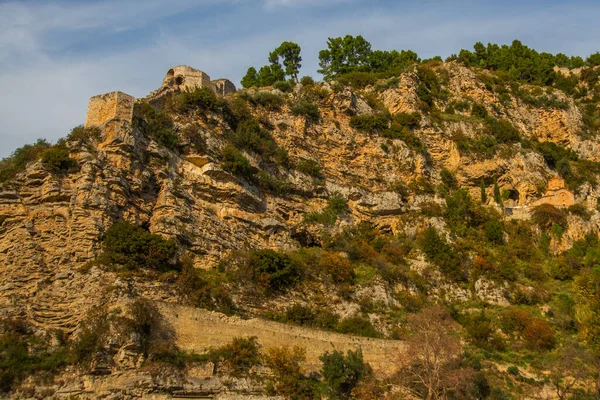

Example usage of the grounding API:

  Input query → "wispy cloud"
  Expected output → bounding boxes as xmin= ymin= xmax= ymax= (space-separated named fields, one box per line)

xmin=1 ymin=0 xmax=599 ymax=157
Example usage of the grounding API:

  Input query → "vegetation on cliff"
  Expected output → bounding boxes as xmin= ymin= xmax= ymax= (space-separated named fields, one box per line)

xmin=4 ymin=37 xmax=600 ymax=399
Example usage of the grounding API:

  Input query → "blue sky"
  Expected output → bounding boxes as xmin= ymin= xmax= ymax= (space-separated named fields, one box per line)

xmin=1 ymin=0 xmax=599 ymax=158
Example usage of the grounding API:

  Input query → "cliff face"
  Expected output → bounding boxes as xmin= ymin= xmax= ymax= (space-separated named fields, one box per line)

xmin=1 ymin=62 xmax=599 ymax=325
xmin=1 ymin=61 xmax=599 ymax=398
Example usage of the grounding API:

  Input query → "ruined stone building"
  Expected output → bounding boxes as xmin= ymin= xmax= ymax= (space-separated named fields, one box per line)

xmin=155 ymin=65 xmax=237 ymax=97
xmin=84 ymin=66 xmax=237 ymax=131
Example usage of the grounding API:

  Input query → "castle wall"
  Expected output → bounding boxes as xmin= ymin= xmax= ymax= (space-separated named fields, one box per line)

xmin=212 ymin=78 xmax=237 ymax=96
xmin=85 ymin=91 xmax=135 ymax=128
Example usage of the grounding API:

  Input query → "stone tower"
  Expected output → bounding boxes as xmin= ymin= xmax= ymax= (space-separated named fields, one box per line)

xmin=85 ymin=91 xmax=135 ymax=128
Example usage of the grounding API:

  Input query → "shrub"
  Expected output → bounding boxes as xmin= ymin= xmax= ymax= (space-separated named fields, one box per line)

xmin=175 ymin=87 xmax=221 ymax=113
xmin=41 ymin=144 xmax=77 ymax=174
xmin=440 ymin=168 xmax=459 ymax=191
xmin=291 ymin=101 xmax=320 ymax=122
xmin=244 ymin=249 xmax=302 ymax=294
xmin=499 ymin=309 xmax=533 ymax=337
xmin=264 ymin=346 xmax=318 ymax=398
xmin=486 ymin=117 xmax=521 ymax=143
xmin=0 ymin=139 xmax=51 ymax=183
xmin=337 ymin=315 xmax=379 ymax=338
xmin=295 ymin=158 xmax=322 ymax=178
xmin=523 ymin=319 xmax=555 ymax=350
xmin=221 ymin=145 xmax=256 ymax=179
xmin=67 ymin=125 xmax=101 ymax=144
xmin=228 ymin=119 xmax=280 ymax=160
xmin=273 ymin=80 xmax=293 ymax=93
xmin=215 ymin=336 xmax=262 ymax=377
xmin=336 ymin=71 xmax=377 ymax=89
xmin=535 ymin=141 xmax=578 ymax=168
xmin=532 ymin=204 xmax=568 ymax=230
xmin=394 ymin=112 xmax=421 ymax=129
xmin=320 ymin=349 xmax=373 ymax=399
xmin=300 ymin=76 xmax=316 ymax=86
xmin=318 ymin=252 xmax=354 ymax=284
xmin=102 ymin=222 xmax=179 ymax=272
xmin=349 ymin=113 xmax=389 ymax=133
xmin=304 ymin=194 xmax=348 ymax=225
xmin=253 ymin=92 xmax=285 ymax=111
xmin=484 ymin=220 xmax=505 ymax=245
xmin=0 ymin=323 xmax=69 ymax=393
xmin=568 ymin=203 xmax=591 ymax=221
xmin=134 ymin=102 xmax=178 ymax=149
xmin=128 ymin=299 xmax=160 ymax=356
xmin=471 ymin=103 xmax=489 ymax=119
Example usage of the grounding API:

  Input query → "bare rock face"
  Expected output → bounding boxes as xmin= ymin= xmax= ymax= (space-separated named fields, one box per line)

xmin=2 ymin=61 xmax=600 ymax=397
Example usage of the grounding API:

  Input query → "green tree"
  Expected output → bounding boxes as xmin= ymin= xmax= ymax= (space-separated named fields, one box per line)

xmin=103 ymin=222 xmax=179 ymax=272
xmin=480 ymin=179 xmax=487 ymax=203
xmin=587 ymin=52 xmax=600 ymax=67
xmin=320 ymin=349 xmax=372 ymax=399
xmin=257 ymin=64 xmax=286 ymax=87
xmin=241 ymin=67 xmax=258 ymax=88
xmin=269 ymin=41 xmax=302 ymax=82
xmin=318 ymin=35 xmax=373 ymax=80
xmin=493 ymin=181 xmax=502 ymax=205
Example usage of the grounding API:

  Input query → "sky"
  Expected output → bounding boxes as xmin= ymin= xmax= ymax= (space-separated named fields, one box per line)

xmin=1 ymin=0 xmax=599 ymax=158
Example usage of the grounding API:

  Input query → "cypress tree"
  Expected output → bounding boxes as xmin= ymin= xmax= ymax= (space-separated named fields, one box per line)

xmin=493 ymin=181 xmax=502 ymax=205
xmin=480 ymin=179 xmax=487 ymax=203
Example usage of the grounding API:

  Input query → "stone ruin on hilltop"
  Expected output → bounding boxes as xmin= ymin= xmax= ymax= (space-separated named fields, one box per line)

xmin=85 ymin=66 xmax=236 ymax=128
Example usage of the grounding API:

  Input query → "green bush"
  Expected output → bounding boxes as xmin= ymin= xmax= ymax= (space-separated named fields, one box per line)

xmin=256 ymin=171 xmax=292 ymax=195
xmin=337 ymin=315 xmax=379 ymax=338
xmin=349 ymin=113 xmax=389 ymax=133
xmin=177 ymin=259 xmax=236 ymax=315
xmin=304 ymin=194 xmax=348 ymax=225
xmin=175 ymin=87 xmax=222 ymax=113
xmin=228 ymin=120 xmax=278 ymax=159
xmin=471 ymin=103 xmax=489 ymax=119
xmin=336 ymin=71 xmax=378 ymax=89
xmin=291 ymin=101 xmax=320 ymax=122
xmin=221 ymin=145 xmax=256 ymax=179
xmin=393 ymin=112 xmax=421 ymax=129
xmin=214 ymin=336 xmax=262 ymax=377
xmin=535 ymin=141 xmax=578 ymax=168
xmin=0 ymin=139 xmax=51 ymax=183
xmin=273 ymin=80 xmax=293 ymax=93
xmin=300 ymin=76 xmax=316 ymax=85
xmin=532 ymin=204 xmax=568 ymax=230
xmin=134 ymin=102 xmax=179 ymax=150
xmin=253 ymin=92 xmax=285 ymax=111
xmin=320 ymin=349 xmax=372 ymax=399
xmin=486 ymin=117 xmax=521 ymax=144
xmin=41 ymin=144 xmax=77 ymax=174
xmin=568 ymin=203 xmax=591 ymax=221
xmin=242 ymin=249 xmax=302 ymax=294
xmin=295 ymin=158 xmax=323 ymax=178
xmin=67 ymin=125 xmax=101 ymax=144
xmin=102 ymin=222 xmax=179 ymax=272
xmin=440 ymin=168 xmax=459 ymax=191
xmin=484 ymin=220 xmax=505 ymax=245
xmin=0 ymin=323 xmax=69 ymax=393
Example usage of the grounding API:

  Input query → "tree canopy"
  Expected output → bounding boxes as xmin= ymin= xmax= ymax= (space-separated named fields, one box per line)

xmin=241 ymin=41 xmax=302 ymax=88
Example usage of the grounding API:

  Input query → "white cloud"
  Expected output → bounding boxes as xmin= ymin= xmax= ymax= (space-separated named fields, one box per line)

xmin=1 ymin=0 xmax=599 ymax=158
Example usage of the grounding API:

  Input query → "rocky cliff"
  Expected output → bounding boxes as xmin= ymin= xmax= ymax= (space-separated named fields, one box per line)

xmin=1 ymin=60 xmax=600 ymax=399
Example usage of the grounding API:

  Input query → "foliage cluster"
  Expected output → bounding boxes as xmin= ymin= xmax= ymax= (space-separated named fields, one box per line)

xmin=101 ymin=222 xmax=179 ymax=272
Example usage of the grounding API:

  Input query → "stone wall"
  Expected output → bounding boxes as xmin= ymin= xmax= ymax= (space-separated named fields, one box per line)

xmin=85 ymin=91 xmax=135 ymax=128
xmin=212 ymin=78 xmax=237 ymax=96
